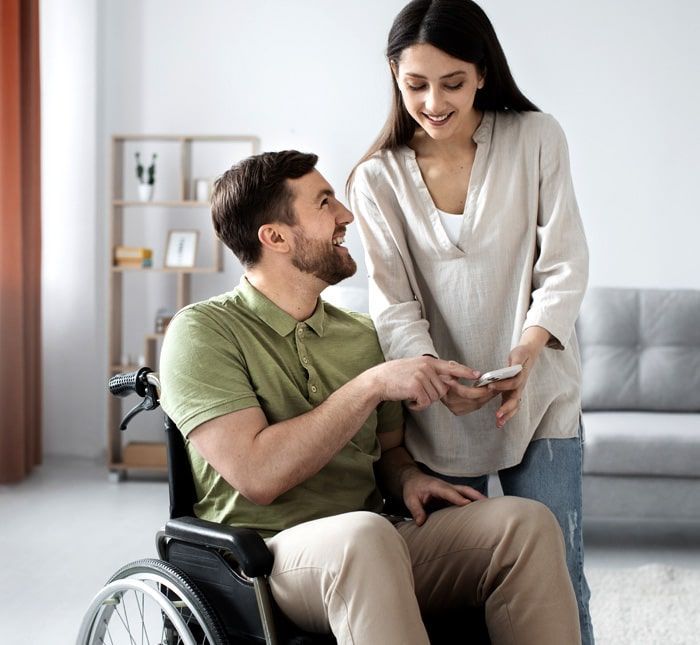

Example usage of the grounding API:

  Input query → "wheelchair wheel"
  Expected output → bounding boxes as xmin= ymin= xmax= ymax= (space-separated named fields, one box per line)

xmin=77 ymin=558 xmax=227 ymax=645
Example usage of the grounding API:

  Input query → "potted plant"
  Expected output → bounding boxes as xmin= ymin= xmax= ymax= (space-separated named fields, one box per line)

xmin=135 ymin=152 xmax=157 ymax=201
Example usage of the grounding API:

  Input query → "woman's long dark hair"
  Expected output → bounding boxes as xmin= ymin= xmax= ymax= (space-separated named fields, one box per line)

xmin=348 ymin=0 xmax=538 ymax=187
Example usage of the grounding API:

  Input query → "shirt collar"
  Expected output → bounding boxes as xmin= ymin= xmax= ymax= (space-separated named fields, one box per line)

xmin=238 ymin=276 xmax=326 ymax=338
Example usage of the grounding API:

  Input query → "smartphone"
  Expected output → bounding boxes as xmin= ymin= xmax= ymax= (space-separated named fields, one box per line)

xmin=473 ymin=364 xmax=522 ymax=388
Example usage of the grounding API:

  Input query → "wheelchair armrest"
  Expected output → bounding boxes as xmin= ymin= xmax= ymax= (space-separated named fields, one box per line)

xmin=165 ymin=516 xmax=274 ymax=578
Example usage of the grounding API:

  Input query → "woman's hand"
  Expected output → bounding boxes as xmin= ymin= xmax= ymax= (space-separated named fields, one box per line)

xmin=487 ymin=345 xmax=533 ymax=428
xmin=488 ymin=326 xmax=551 ymax=428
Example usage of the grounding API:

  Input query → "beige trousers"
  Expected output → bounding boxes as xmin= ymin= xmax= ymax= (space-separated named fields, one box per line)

xmin=266 ymin=496 xmax=581 ymax=645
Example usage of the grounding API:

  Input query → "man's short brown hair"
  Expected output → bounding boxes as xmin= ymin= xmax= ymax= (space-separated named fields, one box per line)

xmin=211 ymin=150 xmax=318 ymax=267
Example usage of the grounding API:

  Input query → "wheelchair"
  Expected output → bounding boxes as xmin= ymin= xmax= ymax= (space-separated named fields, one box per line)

xmin=77 ymin=367 xmax=490 ymax=645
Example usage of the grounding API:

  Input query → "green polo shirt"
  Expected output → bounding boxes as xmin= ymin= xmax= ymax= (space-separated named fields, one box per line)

xmin=159 ymin=277 xmax=403 ymax=537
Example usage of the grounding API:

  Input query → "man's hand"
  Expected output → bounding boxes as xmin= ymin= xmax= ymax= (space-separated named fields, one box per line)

xmin=400 ymin=465 xmax=486 ymax=526
xmin=367 ymin=356 xmax=479 ymax=411
xmin=440 ymin=378 xmax=498 ymax=415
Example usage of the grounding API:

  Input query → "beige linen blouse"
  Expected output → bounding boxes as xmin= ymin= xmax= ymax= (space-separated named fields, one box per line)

xmin=349 ymin=111 xmax=589 ymax=476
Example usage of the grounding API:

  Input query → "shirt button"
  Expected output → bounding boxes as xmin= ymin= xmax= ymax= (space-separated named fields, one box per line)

xmin=302 ymin=357 xmax=309 ymax=364
xmin=310 ymin=385 xmax=317 ymax=393
xmin=297 ymin=327 xmax=304 ymax=337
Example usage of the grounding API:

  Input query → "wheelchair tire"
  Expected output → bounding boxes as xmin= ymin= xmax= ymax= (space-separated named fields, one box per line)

xmin=77 ymin=558 xmax=227 ymax=645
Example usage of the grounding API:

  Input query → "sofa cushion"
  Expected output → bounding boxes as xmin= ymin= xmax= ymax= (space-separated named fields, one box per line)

xmin=583 ymin=411 xmax=700 ymax=477
xmin=583 ymin=475 xmax=700 ymax=521
xmin=577 ymin=287 xmax=700 ymax=411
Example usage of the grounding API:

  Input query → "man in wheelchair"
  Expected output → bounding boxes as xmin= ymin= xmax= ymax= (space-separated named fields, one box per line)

xmin=158 ymin=150 xmax=581 ymax=644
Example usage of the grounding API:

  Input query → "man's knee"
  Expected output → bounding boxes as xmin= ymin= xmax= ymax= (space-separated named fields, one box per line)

xmin=276 ymin=511 xmax=409 ymax=566
xmin=507 ymin=495 xmax=561 ymax=531
xmin=269 ymin=511 xmax=414 ymax=609
xmin=270 ymin=511 xmax=411 ymax=572
xmin=340 ymin=511 xmax=409 ymax=559
xmin=437 ymin=496 xmax=564 ymax=550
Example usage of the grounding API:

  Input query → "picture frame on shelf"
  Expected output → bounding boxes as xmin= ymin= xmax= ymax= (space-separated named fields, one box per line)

xmin=164 ymin=229 xmax=199 ymax=268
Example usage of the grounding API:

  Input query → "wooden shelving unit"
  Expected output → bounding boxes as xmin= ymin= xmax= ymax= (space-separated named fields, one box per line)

xmin=107 ymin=134 xmax=259 ymax=477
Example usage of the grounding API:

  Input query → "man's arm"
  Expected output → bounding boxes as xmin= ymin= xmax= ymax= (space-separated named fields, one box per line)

xmin=188 ymin=356 xmax=476 ymax=505
xmin=376 ymin=427 xmax=486 ymax=526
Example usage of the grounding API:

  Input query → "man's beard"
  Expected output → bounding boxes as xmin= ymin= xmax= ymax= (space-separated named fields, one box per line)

xmin=291 ymin=230 xmax=357 ymax=285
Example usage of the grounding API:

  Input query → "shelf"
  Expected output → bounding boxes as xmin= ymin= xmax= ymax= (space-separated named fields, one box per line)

xmin=109 ymin=465 xmax=167 ymax=476
xmin=109 ymin=443 xmax=168 ymax=476
xmin=108 ymin=133 xmax=258 ymax=473
xmin=113 ymin=200 xmax=210 ymax=207
xmin=110 ymin=363 xmax=141 ymax=372
xmin=106 ymin=429 xmax=168 ymax=479
xmin=113 ymin=134 xmax=260 ymax=143
xmin=111 ymin=266 xmax=219 ymax=274
xmin=109 ymin=462 xmax=167 ymax=474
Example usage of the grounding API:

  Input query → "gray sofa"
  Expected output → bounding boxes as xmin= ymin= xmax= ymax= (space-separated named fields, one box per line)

xmin=577 ymin=287 xmax=700 ymax=524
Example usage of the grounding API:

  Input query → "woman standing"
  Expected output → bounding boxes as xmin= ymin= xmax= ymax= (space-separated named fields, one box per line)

xmin=348 ymin=1 xmax=593 ymax=642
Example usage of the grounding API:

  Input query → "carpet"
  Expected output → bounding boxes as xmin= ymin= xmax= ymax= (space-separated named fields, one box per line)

xmin=588 ymin=564 xmax=700 ymax=644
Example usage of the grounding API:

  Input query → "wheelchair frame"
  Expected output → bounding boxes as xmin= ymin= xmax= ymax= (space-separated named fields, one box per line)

xmin=78 ymin=368 xmax=329 ymax=645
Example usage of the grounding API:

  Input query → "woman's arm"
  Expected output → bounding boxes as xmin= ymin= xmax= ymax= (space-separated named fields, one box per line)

xmin=349 ymin=171 xmax=494 ymax=417
xmin=524 ymin=116 xmax=589 ymax=350
xmin=349 ymin=177 xmax=438 ymax=360
xmin=489 ymin=117 xmax=589 ymax=427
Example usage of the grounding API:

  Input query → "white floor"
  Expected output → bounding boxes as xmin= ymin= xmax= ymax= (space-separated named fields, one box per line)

xmin=1 ymin=457 xmax=699 ymax=645
xmin=0 ymin=458 xmax=168 ymax=645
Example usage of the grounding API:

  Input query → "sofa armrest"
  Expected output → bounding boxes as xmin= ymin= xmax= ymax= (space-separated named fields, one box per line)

xmin=164 ymin=516 xmax=273 ymax=578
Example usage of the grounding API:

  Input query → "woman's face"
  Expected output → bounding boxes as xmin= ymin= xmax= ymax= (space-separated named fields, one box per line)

xmin=394 ymin=43 xmax=484 ymax=141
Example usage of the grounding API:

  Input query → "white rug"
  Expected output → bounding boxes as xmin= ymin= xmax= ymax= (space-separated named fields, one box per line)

xmin=588 ymin=564 xmax=700 ymax=645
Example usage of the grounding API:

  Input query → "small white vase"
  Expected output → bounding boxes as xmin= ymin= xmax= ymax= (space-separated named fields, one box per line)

xmin=138 ymin=183 xmax=154 ymax=201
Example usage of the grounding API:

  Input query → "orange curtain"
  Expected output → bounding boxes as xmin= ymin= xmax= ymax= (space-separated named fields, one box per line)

xmin=0 ymin=0 xmax=42 ymax=482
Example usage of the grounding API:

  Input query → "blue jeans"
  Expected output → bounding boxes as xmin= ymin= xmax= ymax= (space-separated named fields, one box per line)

xmin=421 ymin=432 xmax=594 ymax=645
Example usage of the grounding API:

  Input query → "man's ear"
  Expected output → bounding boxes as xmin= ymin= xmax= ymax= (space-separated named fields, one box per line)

xmin=258 ymin=224 xmax=290 ymax=254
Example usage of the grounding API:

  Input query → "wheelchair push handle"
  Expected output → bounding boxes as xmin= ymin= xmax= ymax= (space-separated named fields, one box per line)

xmin=108 ymin=367 xmax=161 ymax=430
xmin=109 ymin=367 xmax=153 ymax=398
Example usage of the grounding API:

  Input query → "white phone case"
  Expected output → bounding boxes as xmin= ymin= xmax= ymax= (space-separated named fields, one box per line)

xmin=473 ymin=364 xmax=522 ymax=388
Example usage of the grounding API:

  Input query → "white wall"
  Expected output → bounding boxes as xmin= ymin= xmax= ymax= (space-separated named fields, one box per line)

xmin=42 ymin=0 xmax=700 ymax=458
xmin=484 ymin=0 xmax=700 ymax=289
xmin=41 ymin=0 xmax=105 ymax=457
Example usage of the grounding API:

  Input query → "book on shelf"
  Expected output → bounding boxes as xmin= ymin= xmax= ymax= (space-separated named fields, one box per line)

xmin=115 ymin=258 xmax=153 ymax=268
xmin=114 ymin=246 xmax=153 ymax=268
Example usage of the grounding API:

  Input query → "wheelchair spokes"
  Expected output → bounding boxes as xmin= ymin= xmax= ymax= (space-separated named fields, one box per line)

xmin=77 ymin=559 xmax=226 ymax=645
